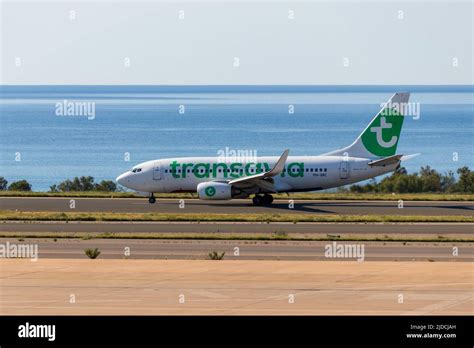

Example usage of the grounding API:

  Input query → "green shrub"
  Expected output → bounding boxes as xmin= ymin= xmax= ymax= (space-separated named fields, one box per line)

xmin=84 ymin=248 xmax=101 ymax=259
xmin=0 ymin=177 xmax=8 ymax=191
xmin=8 ymin=180 xmax=32 ymax=191
xmin=208 ymin=251 xmax=225 ymax=260
xmin=350 ymin=166 xmax=474 ymax=194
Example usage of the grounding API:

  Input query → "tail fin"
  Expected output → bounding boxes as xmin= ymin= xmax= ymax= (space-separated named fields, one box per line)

xmin=324 ymin=92 xmax=410 ymax=159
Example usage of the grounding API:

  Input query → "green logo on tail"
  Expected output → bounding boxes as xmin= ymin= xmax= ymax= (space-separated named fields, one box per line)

xmin=361 ymin=108 xmax=404 ymax=157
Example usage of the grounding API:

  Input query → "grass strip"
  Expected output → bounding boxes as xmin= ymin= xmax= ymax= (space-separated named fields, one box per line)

xmin=0 ymin=211 xmax=472 ymax=223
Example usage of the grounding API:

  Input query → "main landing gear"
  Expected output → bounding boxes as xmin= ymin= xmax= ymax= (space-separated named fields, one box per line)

xmin=252 ymin=194 xmax=274 ymax=206
xmin=148 ymin=194 xmax=156 ymax=204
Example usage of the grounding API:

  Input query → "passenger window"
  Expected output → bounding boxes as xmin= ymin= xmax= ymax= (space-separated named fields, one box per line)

xmin=324 ymin=168 xmax=327 ymax=172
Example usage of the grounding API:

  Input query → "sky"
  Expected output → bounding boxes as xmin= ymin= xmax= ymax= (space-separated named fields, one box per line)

xmin=1 ymin=0 xmax=473 ymax=85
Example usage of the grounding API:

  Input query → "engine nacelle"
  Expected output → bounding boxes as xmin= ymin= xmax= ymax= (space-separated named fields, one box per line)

xmin=197 ymin=182 xmax=233 ymax=200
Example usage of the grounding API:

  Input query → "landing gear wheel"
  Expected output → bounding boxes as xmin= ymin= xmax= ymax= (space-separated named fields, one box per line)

xmin=262 ymin=194 xmax=274 ymax=205
xmin=252 ymin=195 xmax=263 ymax=206
xmin=148 ymin=195 xmax=156 ymax=204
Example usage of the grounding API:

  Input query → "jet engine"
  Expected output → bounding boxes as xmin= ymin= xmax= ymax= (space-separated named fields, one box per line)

xmin=197 ymin=181 xmax=241 ymax=200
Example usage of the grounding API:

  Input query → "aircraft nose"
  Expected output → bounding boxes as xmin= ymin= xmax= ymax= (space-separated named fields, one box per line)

xmin=116 ymin=172 xmax=129 ymax=187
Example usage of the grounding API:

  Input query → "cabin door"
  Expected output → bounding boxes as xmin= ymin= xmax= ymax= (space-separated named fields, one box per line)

xmin=340 ymin=161 xmax=350 ymax=179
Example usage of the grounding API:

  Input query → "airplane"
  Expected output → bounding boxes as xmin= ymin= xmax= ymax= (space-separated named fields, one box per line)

xmin=116 ymin=92 xmax=418 ymax=205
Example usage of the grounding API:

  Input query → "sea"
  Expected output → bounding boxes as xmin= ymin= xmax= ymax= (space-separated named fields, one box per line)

xmin=0 ymin=85 xmax=472 ymax=191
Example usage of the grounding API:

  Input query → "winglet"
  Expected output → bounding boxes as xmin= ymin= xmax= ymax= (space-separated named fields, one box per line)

xmin=266 ymin=149 xmax=289 ymax=177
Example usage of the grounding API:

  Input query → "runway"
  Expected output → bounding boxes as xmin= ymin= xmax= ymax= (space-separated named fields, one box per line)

xmin=1 ymin=221 xmax=472 ymax=236
xmin=1 ymin=259 xmax=471 ymax=315
xmin=1 ymin=238 xmax=470 ymax=261
xmin=1 ymin=197 xmax=473 ymax=216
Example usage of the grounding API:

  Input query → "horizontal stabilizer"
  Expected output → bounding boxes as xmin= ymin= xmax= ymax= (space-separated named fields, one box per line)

xmin=368 ymin=154 xmax=402 ymax=167
xmin=401 ymin=153 xmax=420 ymax=162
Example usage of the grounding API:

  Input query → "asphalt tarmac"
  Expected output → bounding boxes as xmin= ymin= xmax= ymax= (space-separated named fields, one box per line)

xmin=1 ymin=220 xmax=472 ymax=235
xmin=1 ymin=197 xmax=473 ymax=215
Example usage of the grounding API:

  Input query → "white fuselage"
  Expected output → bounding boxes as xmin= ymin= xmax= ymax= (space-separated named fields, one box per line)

xmin=116 ymin=155 xmax=398 ymax=195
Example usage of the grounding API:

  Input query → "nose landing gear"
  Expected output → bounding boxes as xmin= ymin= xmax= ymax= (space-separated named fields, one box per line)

xmin=148 ymin=194 xmax=156 ymax=204
xmin=252 ymin=194 xmax=274 ymax=206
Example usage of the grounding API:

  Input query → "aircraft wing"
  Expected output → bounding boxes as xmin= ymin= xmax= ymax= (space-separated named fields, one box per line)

xmin=228 ymin=149 xmax=289 ymax=190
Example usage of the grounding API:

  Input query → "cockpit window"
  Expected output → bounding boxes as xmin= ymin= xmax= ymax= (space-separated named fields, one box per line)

xmin=131 ymin=168 xmax=142 ymax=173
